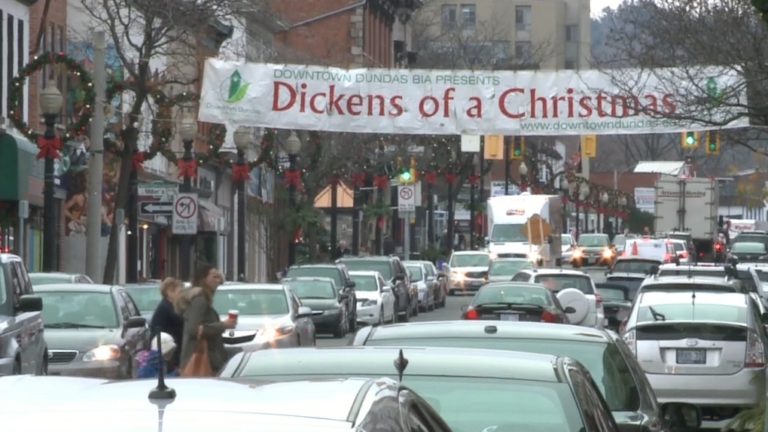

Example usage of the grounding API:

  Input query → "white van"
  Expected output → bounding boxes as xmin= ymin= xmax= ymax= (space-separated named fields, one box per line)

xmin=623 ymin=238 xmax=676 ymax=263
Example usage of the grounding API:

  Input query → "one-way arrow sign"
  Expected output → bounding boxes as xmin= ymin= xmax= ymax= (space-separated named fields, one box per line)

xmin=140 ymin=202 xmax=173 ymax=216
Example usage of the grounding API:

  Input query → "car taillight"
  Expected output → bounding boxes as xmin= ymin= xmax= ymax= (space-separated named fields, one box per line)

xmin=541 ymin=310 xmax=560 ymax=323
xmin=623 ymin=329 xmax=637 ymax=356
xmin=680 ymin=251 xmax=688 ymax=258
xmin=715 ymin=243 xmax=724 ymax=252
xmin=594 ymin=292 xmax=603 ymax=306
xmin=464 ymin=308 xmax=479 ymax=320
xmin=745 ymin=329 xmax=765 ymax=368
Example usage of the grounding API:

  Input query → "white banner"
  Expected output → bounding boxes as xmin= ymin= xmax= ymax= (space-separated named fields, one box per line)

xmin=634 ymin=187 xmax=656 ymax=214
xmin=198 ymin=60 xmax=749 ymax=136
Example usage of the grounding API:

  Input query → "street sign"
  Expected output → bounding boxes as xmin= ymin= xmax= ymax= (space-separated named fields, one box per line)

xmin=140 ymin=202 xmax=173 ymax=216
xmin=172 ymin=193 xmax=198 ymax=235
xmin=398 ymin=185 xmax=416 ymax=212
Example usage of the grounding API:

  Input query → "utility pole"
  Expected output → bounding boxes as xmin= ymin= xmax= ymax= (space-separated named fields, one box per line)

xmin=86 ymin=31 xmax=106 ymax=283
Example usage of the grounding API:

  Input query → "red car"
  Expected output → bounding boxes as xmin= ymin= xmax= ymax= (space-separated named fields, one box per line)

xmin=462 ymin=282 xmax=573 ymax=323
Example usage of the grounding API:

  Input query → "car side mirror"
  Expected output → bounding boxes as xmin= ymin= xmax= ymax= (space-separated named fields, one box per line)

xmin=296 ymin=306 xmax=315 ymax=319
xmin=346 ymin=281 xmax=356 ymax=289
xmin=564 ymin=306 xmax=576 ymax=314
xmin=124 ymin=316 xmax=147 ymax=329
xmin=17 ymin=295 xmax=42 ymax=313
xmin=426 ymin=276 xmax=435 ymax=282
xmin=484 ymin=236 xmax=489 ymax=245
xmin=662 ymin=402 xmax=702 ymax=431
xmin=339 ymin=293 xmax=350 ymax=301
xmin=382 ymin=286 xmax=392 ymax=293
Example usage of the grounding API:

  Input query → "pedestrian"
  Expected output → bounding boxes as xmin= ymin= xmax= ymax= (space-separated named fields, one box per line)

xmin=149 ymin=277 xmax=185 ymax=372
xmin=332 ymin=240 xmax=351 ymax=260
xmin=136 ymin=332 xmax=179 ymax=379
xmin=176 ymin=263 xmax=235 ymax=376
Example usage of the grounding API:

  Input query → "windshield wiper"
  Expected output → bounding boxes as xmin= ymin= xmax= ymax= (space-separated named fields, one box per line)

xmin=45 ymin=322 xmax=108 ymax=329
xmin=648 ymin=306 xmax=666 ymax=322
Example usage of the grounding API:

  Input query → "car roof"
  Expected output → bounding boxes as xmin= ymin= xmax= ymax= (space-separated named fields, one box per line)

xmin=0 ymin=376 xmax=383 ymax=429
xmin=482 ymin=281 xmax=548 ymax=291
xmin=29 ymin=272 xmax=77 ymax=277
xmin=33 ymin=283 xmax=115 ymax=293
xmin=234 ymin=345 xmax=564 ymax=383
xmin=348 ymin=271 xmax=382 ymax=277
xmin=0 ymin=253 xmax=22 ymax=264
xmin=290 ymin=264 xmax=343 ymax=269
xmin=451 ymin=251 xmax=489 ymax=256
xmin=638 ymin=290 xmax=748 ymax=307
xmin=491 ymin=257 xmax=530 ymax=262
xmin=338 ymin=256 xmax=393 ymax=261
xmin=363 ymin=321 xmax=612 ymax=345
xmin=518 ymin=268 xmax=589 ymax=277
xmin=218 ymin=283 xmax=285 ymax=291
xmin=641 ymin=275 xmax=741 ymax=288
xmin=614 ymin=257 xmax=661 ymax=263
xmin=282 ymin=277 xmax=336 ymax=284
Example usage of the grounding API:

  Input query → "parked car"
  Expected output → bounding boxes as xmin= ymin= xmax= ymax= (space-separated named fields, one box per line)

xmin=595 ymin=283 xmax=633 ymax=331
xmin=212 ymin=283 xmax=317 ymax=352
xmin=406 ymin=260 xmax=446 ymax=308
xmin=573 ymin=233 xmax=615 ymax=266
xmin=512 ymin=268 xmax=605 ymax=328
xmin=282 ymin=277 xmax=350 ymax=338
xmin=29 ymin=272 xmax=94 ymax=286
xmin=462 ymin=282 xmax=573 ymax=323
xmin=34 ymin=284 xmax=149 ymax=379
xmin=729 ymin=241 xmax=768 ymax=263
xmin=0 ymin=254 xmax=46 ymax=375
xmin=337 ymin=256 xmax=414 ymax=320
xmin=285 ymin=264 xmax=357 ymax=330
xmin=404 ymin=261 xmax=436 ymax=312
xmin=351 ymin=321 xmax=700 ymax=432
xmin=622 ymin=290 xmax=766 ymax=430
xmin=348 ymin=271 xmax=396 ymax=326
xmin=0 ymin=375 xmax=452 ymax=432
xmin=221 ymin=345 xmax=633 ymax=432
xmin=445 ymin=250 xmax=490 ymax=295
xmin=486 ymin=257 xmax=533 ymax=283
xmin=562 ymin=233 xmax=576 ymax=261
xmin=123 ymin=281 xmax=162 ymax=320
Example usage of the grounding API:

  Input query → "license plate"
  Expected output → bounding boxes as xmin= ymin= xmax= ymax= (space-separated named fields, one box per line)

xmin=676 ymin=349 xmax=706 ymax=365
xmin=469 ymin=281 xmax=483 ymax=287
xmin=499 ymin=313 xmax=519 ymax=321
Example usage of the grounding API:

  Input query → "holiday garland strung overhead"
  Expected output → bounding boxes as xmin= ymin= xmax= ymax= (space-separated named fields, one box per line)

xmin=8 ymin=52 xmax=95 ymax=142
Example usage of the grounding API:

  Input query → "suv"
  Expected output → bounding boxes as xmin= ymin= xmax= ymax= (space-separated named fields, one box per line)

xmin=284 ymin=264 xmax=357 ymax=331
xmin=654 ymin=263 xmax=766 ymax=308
xmin=512 ymin=268 xmax=605 ymax=328
xmin=337 ymin=256 xmax=415 ymax=321
xmin=0 ymin=254 xmax=47 ymax=375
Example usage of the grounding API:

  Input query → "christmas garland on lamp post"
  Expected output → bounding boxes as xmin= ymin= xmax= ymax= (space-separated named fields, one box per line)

xmin=8 ymin=52 xmax=95 ymax=142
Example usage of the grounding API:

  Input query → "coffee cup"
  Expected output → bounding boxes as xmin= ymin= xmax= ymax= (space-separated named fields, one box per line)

xmin=228 ymin=310 xmax=239 ymax=324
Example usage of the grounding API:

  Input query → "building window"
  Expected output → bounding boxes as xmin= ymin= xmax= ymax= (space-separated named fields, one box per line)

xmin=516 ymin=6 xmax=532 ymax=32
xmin=566 ymin=25 xmax=578 ymax=42
xmin=442 ymin=4 xmax=457 ymax=32
xmin=460 ymin=4 xmax=476 ymax=29
xmin=515 ymin=41 xmax=532 ymax=61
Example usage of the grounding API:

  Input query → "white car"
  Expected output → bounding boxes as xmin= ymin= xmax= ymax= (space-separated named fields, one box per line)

xmin=667 ymin=239 xmax=690 ymax=263
xmin=561 ymin=234 xmax=575 ymax=262
xmin=348 ymin=271 xmax=396 ymax=326
xmin=511 ymin=268 xmax=605 ymax=328
xmin=445 ymin=251 xmax=490 ymax=295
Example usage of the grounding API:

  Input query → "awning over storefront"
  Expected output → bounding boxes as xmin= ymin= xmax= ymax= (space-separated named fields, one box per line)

xmin=314 ymin=182 xmax=354 ymax=209
xmin=0 ymin=132 xmax=42 ymax=204
xmin=199 ymin=199 xmax=224 ymax=233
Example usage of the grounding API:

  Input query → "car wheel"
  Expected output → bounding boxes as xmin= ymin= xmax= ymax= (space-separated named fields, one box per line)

xmin=39 ymin=354 xmax=48 ymax=376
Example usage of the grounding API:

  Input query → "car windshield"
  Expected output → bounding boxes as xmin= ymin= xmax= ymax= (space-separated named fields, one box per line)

xmin=534 ymin=275 xmax=594 ymax=294
xmin=732 ymin=242 xmax=766 ymax=254
xmin=451 ymin=253 xmax=490 ymax=268
xmin=213 ymin=289 xmax=289 ymax=316
xmin=605 ymin=277 xmax=643 ymax=300
xmin=578 ymin=235 xmax=608 ymax=247
xmin=613 ymin=235 xmax=626 ymax=247
xmin=29 ymin=274 xmax=71 ymax=285
xmin=734 ymin=235 xmax=768 ymax=244
xmin=598 ymin=287 xmax=628 ymax=302
xmin=671 ymin=242 xmax=685 ymax=252
xmin=406 ymin=266 xmax=424 ymax=281
xmin=339 ymin=260 xmax=393 ymax=280
xmin=123 ymin=285 xmax=161 ymax=313
xmin=286 ymin=267 xmax=343 ymax=288
xmin=363 ymin=338 xmax=640 ymax=412
xmin=758 ymin=271 xmax=768 ymax=283
xmin=476 ymin=284 xmax=552 ymax=306
xmin=562 ymin=235 xmax=573 ymax=246
xmin=612 ymin=260 xmax=658 ymax=274
xmin=284 ymin=280 xmax=336 ymax=299
xmin=637 ymin=303 xmax=746 ymax=324
xmin=0 ymin=265 xmax=6 ymax=306
xmin=490 ymin=223 xmax=527 ymax=242
xmin=489 ymin=260 xmax=532 ymax=276
xmin=37 ymin=291 xmax=118 ymax=328
xmin=350 ymin=275 xmax=378 ymax=292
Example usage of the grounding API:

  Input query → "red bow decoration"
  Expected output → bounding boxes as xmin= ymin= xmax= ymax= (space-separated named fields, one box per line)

xmin=423 ymin=171 xmax=438 ymax=185
xmin=444 ymin=173 xmax=458 ymax=184
xmin=132 ymin=152 xmax=146 ymax=171
xmin=377 ymin=216 xmax=386 ymax=229
xmin=177 ymin=160 xmax=198 ymax=179
xmin=232 ymin=163 xmax=250 ymax=183
xmin=468 ymin=175 xmax=481 ymax=186
xmin=284 ymin=169 xmax=302 ymax=188
xmin=36 ymin=136 xmax=61 ymax=160
xmin=351 ymin=172 xmax=367 ymax=188
xmin=293 ymin=228 xmax=304 ymax=244
xmin=373 ymin=175 xmax=389 ymax=190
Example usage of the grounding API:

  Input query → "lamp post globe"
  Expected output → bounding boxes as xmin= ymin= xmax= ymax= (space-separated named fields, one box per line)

xmin=285 ymin=131 xmax=302 ymax=155
xmin=560 ymin=177 xmax=569 ymax=192
xmin=40 ymin=83 xmax=63 ymax=115
xmin=601 ymin=192 xmax=609 ymax=203
xmin=519 ymin=161 xmax=528 ymax=177
xmin=179 ymin=118 xmax=197 ymax=142
xmin=579 ymin=183 xmax=590 ymax=200
xmin=233 ymin=126 xmax=254 ymax=151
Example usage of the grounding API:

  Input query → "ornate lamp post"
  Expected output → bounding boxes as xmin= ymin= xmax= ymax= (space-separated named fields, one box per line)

xmin=519 ymin=161 xmax=529 ymax=192
xmin=40 ymin=83 xmax=63 ymax=272
xmin=559 ymin=176 xmax=569 ymax=234
xmin=285 ymin=131 xmax=302 ymax=266
xmin=178 ymin=118 xmax=197 ymax=281
xmin=579 ymin=182 xmax=590 ymax=235
xmin=600 ymin=191 xmax=610 ymax=233
xmin=233 ymin=126 xmax=254 ymax=281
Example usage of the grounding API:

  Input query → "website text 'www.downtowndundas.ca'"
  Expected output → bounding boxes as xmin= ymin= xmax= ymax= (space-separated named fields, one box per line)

xmin=519 ymin=117 xmax=680 ymax=132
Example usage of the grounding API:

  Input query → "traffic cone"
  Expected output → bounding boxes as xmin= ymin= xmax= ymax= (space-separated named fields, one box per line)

xmin=631 ymin=242 xmax=639 ymax=256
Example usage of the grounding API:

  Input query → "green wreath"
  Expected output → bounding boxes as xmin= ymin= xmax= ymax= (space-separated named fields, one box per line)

xmin=8 ymin=52 xmax=95 ymax=142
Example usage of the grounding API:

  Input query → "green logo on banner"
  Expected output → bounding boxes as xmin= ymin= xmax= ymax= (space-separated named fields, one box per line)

xmin=221 ymin=70 xmax=249 ymax=104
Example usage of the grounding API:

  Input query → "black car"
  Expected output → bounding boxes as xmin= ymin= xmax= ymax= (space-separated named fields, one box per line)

xmin=285 ymin=264 xmax=357 ymax=331
xmin=462 ymin=282 xmax=572 ymax=323
xmin=595 ymin=283 xmax=632 ymax=331
xmin=337 ymin=256 xmax=415 ymax=320
xmin=282 ymin=277 xmax=351 ymax=338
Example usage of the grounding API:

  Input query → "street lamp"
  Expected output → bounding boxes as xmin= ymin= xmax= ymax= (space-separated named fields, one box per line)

xmin=519 ymin=161 xmax=528 ymax=191
xmin=178 ymin=118 xmax=197 ymax=281
xmin=233 ymin=126 xmax=254 ymax=281
xmin=579 ymin=183 xmax=590 ymax=234
xmin=40 ymin=83 xmax=63 ymax=272
xmin=600 ymin=192 xmax=609 ymax=233
xmin=285 ymin=132 xmax=302 ymax=266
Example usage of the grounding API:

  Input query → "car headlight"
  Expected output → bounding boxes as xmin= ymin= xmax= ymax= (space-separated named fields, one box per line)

xmin=451 ymin=271 xmax=465 ymax=281
xmin=260 ymin=324 xmax=295 ymax=341
xmin=602 ymin=248 xmax=613 ymax=259
xmin=489 ymin=252 xmax=498 ymax=260
xmin=573 ymin=248 xmax=584 ymax=259
xmin=528 ymin=251 xmax=541 ymax=263
xmin=82 ymin=344 xmax=121 ymax=362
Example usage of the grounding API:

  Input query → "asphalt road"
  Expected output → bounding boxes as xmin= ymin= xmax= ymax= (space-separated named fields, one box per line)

xmin=316 ymin=265 xmax=608 ymax=347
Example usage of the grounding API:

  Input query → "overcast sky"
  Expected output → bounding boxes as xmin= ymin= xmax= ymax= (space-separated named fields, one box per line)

xmin=591 ymin=0 xmax=622 ymax=17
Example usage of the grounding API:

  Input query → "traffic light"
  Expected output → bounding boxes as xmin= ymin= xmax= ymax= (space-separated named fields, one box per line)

xmin=397 ymin=157 xmax=418 ymax=185
xmin=581 ymin=135 xmax=597 ymax=158
xmin=510 ymin=136 xmax=525 ymax=160
xmin=706 ymin=131 xmax=721 ymax=155
xmin=681 ymin=131 xmax=699 ymax=149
